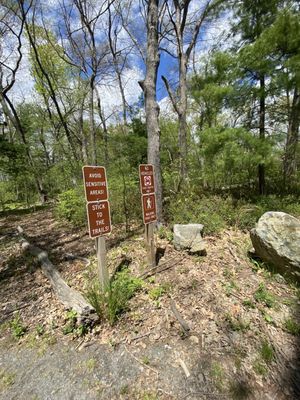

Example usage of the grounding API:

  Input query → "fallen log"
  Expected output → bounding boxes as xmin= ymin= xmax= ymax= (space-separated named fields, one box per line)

xmin=17 ymin=226 xmax=98 ymax=326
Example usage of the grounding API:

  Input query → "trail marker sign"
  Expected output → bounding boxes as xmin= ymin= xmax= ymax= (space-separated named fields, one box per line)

xmin=82 ymin=165 xmax=111 ymax=292
xmin=82 ymin=166 xmax=108 ymax=202
xmin=142 ymin=193 xmax=157 ymax=224
xmin=139 ymin=164 xmax=155 ymax=195
xmin=86 ymin=201 xmax=111 ymax=238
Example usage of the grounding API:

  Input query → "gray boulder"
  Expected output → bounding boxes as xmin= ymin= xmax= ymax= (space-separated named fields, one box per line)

xmin=250 ymin=212 xmax=300 ymax=282
xmin=173 ymin=224 xmax=206 ymax=255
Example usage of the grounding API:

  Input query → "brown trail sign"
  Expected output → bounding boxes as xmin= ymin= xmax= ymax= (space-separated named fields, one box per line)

xmin=83 ymin=165 xmax=111 ymax=291
xmin=142 ymin=193 xmax=157 ymax=224
xmin=139 ymin=164 xmax=155 ymax=195
xmin=83 ymin=166 xmax=108 ymax=202
xmin=139 ymin=164 xmax=156 ymax=268
xmin=86 ymin=201 xmax=111 ymax=238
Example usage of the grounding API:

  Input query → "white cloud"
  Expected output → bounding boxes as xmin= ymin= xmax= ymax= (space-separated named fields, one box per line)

xmin=97 ymin=65 xmax=144 ymax=123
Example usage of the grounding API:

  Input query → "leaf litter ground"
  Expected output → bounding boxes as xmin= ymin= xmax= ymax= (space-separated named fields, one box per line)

xmin=0 ymin=207 xmax=300 ymax=399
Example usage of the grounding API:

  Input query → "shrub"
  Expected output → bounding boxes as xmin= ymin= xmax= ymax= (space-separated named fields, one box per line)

xmin=107 ymin=270 xmax=143 ymax=324
xmin=85 ymin=269 xmax=143 ymax=325
xmin=55 ymin=188 xmax=86 ymax=227
xmin=10 ymin=313 xmax=27 ymax=339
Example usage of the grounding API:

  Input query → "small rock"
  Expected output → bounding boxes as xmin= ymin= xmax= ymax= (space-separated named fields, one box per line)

xmin=173 ymin=224 xmax=206 ymax=256
xmin=189 ymin=335 xmax=199 ymax=344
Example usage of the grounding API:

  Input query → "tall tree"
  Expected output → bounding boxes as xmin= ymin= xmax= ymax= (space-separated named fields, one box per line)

xmin=232 ymin=0 xmax=281 ymax=194
xmin=161 ymin=0 xmax=224 ymax=184
xmin=139 ymin=0 xmax=162 ymax=221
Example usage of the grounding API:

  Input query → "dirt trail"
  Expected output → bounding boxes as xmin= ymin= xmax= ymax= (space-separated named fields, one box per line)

xmin=1 ymin=207 xmax=300 ymax=399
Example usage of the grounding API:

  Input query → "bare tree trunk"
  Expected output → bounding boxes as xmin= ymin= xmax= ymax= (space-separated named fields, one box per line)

xmin=79 ymin=96 xmax=88 ymax=164
xmin=258 ymin=75 xmax=266 ymax=195
xmin=89 ymin=75 xmax=97 ymax=164
xmin=283 ymin=87 xmax=300 ymax=185
xmin=140 ymin=0 xmax=163 ymax=222
xmin=178 ymin=53 xmax=188 ymax=181
xmin=95 ymin=87 xmax=109 ymax=166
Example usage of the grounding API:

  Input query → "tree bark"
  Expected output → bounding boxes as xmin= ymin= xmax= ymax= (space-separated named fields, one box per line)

xmin=89 ymin=75 xmax=97 ymax=164
xmin=258 ymin=75 xmax=266 ymax=195
xmin=95 ymin=87 xmax=109 ymax=166
xmin=141 ymin=0 xmax=163 ymax=222
xmin=283 ymin=87 xmax=300 ymax=185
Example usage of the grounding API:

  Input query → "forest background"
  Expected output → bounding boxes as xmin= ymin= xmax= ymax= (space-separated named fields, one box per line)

xmin=1 ymin=0 xmax=300 ymax=234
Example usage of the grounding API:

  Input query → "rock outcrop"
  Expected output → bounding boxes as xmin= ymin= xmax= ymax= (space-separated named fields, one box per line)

xmin=173 ymin=224 xmax=206 ymax=255
xmin=250 ymin=212 xmax=300 ymax=282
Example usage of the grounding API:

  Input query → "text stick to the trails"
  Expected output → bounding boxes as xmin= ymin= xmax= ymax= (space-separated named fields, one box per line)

xmin=83 ymin=166 xmax=111 ymax=291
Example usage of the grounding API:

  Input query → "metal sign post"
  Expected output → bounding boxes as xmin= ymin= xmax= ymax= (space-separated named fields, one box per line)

xmin=83 ymin=166 xmax=111 ymax=292
xmin=139 ymin=164 xmax=157 ymax=268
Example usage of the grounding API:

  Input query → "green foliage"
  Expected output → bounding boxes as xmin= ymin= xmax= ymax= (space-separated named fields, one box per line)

xmin=85 ymin=280 xmax=103 ymax=317
xmin=55 ymin=188 xmax=86 ymax=227
xmin=10 ymin=312 xmax=27 ymax=339
xmin=166 ymin=192 xmax=300 ymax=234
xmin=62 ymin=310 xmax=78 ymax=335
xmin=283 ymin=318 xmax=300 ymax=336
xmin=254 ymin=283 xmax=276 ymax=308
xmin=242 ymin=299 xmax=255 ymax=309
xmin=260 ymin=340 xmax=274 ymax=364
xmin=148 ymin=283 xmax=170 ymax=300
xmin=157 ymin=226 xmax=173 ymax=242
xmin=253 ymin=360 xmax=268 ymax=376
xmin=85 ymin=270 xmax=143 ymax=325
xmin=0 ymin=369 xmax=16 ymax=390
xmin=106 ymin=270 xmax=143 ymax=324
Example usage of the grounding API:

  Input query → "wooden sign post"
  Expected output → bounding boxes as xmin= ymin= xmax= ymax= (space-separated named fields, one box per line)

xmin=83 ymin=166 xmax=111 ymax=292
xmin=139 ymin=164 xmax=157 ymax=268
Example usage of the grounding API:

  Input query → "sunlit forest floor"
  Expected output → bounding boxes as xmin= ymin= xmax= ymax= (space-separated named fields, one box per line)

xmin=0 ymin=206 xmax=300 ymax=399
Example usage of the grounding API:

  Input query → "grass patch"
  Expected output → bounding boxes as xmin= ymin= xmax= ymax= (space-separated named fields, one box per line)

xmin=260 ymin=340 xmax=274 ymax=364
xmin=283 ymin=318 xmax=300 ymax=336
xmin=0 ymin=369 xmax=15 ymax=391
xmin=85 ymin=269 xmax=143 ymax=325
xmin=10 ymin=312 xmax=27 ymax=339
xmin=223 ymin=280 xmax=239 ymax=297
xmin=225 ymin=314 xmax=250 ymax=332
xmin=254 ymin=283 xmax=276 ymax=308
xmin=242 ymin=299 xmax=255 ymax=309
xmin=148 ymin=283 xmax=171 ymax=300
xmin=253 ymin=360 xmax=268 ymax=376
xmin=211 ymin=361 xmax=225 ymax=391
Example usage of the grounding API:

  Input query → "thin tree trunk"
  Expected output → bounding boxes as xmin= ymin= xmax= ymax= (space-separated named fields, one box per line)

xmin=140 ymin=0 xmax=163 ymax=222
xmin=178 ymin=53 xmax=188 ymax=181
xmin=89 ymin=76 xmax=97 ymax=165
xmin=95 ymin=87 xmax=109 ymax=167
xmin=79 ymin=96 xmax=88 ymax=164
xmin=258 ymin=75 xmax=266 ymax=195
xmin=283 ymin=87 xmax=300 ymax=184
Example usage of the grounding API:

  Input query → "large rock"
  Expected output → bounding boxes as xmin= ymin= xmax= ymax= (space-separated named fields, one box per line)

xmin=173 ymin=224 xmax=206 ymax=255
xmin=250 ymin=212 xmax=300 ymax=281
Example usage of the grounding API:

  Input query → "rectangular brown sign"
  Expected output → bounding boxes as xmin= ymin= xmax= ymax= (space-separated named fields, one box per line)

xmin=142 ymin=193 xmax=157 ymax=224
xmin=86 ymin=201 xmax=111 ymax=238
xmin=82 ymin=166 xmax=108 ymax=202
xmin=139 ymin=164 xmax=155 ymax=195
